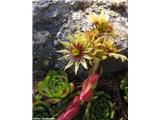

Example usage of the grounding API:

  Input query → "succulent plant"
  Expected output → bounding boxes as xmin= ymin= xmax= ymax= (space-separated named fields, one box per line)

xmin=37 ymin=70 xmax=72 ymax=103
xmin=84 ymin=91 xmax=115 ymax=120
xmin=33 ymin=101 xmax=54 ymax=118
xmin=57 ymin=10 xmax=127 ymax=75
xmin=120 ymin=72 xmax=128 ymax=102
xmin=86 ymin=9 xmax=127 ymax=62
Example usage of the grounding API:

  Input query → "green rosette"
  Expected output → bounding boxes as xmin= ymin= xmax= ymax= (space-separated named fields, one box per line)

xmin=37 ymin=70 xmax=71 ymax=102
xmin=33 ymin=101 xmax=54 ymax=119
xmin=85 ymin=91 xmax=115 ymax=120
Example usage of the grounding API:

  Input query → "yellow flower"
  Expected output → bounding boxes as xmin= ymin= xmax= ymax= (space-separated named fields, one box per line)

xmin=57 ymin=33 xmax=92 ymax=75
xmin=100 ymin=39 xmax=127 ymax=61
xmin=88 ymin=9 xmax=113 ymax=33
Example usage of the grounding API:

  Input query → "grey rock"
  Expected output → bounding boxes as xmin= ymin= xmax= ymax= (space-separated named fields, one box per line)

xmin=33 ymin=0 xmax=128 ymax=81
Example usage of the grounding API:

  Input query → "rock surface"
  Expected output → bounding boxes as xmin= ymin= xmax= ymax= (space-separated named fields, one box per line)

xmin=33 ymin=0 xmax=128 ymax=81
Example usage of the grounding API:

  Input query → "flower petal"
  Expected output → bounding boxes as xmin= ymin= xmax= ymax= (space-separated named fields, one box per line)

xmin=68 ymin=34 xmax=74 ymax=42
xmin=83 ymin=55 xmax=91 ymax=60
xmin=75 ymin=62 xmax=80 ymax=75
xmin=84 ymin=41 xmax=90 ymax=48
xmin=109 ymin=53 xmax=127 ymax=62
xmin=65 ymin=60 xmax=73 ymax=70
xmin=80 ymin=60 xmax=88 ymax=69
xmin=56 ymin=50 xmax=69 ymax=54
xmin=84 ymin=48 xmax=93 ymax=53
xmin=59 ymin=41 xmax=70 ymax=47
xmin=101 ymin=55 xmax=107 ymax=60
xmin=58 ymin=55 xmax=69 ymax=60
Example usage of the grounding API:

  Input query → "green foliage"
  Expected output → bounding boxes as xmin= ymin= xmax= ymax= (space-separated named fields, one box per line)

xmin=35 ymin=94 xmax=43 ymax=101
xmin=33 ymin=95 xmax=74 ymax=119
xmin=120 ymin=72 xmax=128 ymax=102
xmin=33 ymin=101 xmax=54 ymax=118
xmin=37 ymin=70 xmax=71 ymax=102
xmin=84 ymin=91 xmax=115 ymax=120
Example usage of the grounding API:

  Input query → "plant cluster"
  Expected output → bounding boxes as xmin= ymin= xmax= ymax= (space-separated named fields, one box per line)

xmin=33 ymin=9 xmax=128 ymax=120
xmin=35 ymin=70 xmax=73 ymax=103
xmin=33 ymin=70 xmax=74 ymax=119
xmin=84 ymin=91 xmax=115 ymax=120
xmin=58 ymin=9 xmax=127 ymax=75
